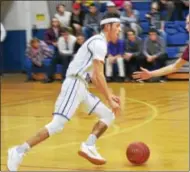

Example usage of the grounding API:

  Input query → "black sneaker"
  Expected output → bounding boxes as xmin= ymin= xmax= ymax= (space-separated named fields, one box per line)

xmin=42 ymin=78 xmax=53 ymax=83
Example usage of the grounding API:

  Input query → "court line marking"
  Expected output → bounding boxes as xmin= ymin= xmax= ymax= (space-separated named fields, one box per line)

xmin=40 ymin=97 xmax=158 ymax=150
xmin=1 ymin=97 xmax=158 ymax=170
xmin=1 ymin=124 xmax=33 ymax=132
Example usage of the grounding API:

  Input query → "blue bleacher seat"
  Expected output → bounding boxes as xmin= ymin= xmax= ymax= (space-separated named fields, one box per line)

xmin=132 ymin=1 xmax=151 ymax=11
xmin=166 ymin=47 xmax=179 ymax=59
xmin=139 ymin=11 xmax=148 ymax=22
xmin=167 ymin=33 xmax=188 ymax=45
xmin=140 ymin=21 xmax=149 ymax=33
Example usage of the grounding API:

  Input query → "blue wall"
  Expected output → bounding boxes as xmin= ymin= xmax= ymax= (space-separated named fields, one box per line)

xmin=2 ymin=29 xmax=47 ymax=73
xmin=2 ymin=30 xmax=26 ymax=73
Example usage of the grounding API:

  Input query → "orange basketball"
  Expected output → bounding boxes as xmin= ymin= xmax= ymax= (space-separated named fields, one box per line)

xmin=126 ymin=142 xmax=150 ymax=165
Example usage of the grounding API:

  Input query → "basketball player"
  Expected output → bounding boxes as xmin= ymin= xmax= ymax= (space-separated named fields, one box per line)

xmin=7 ymin=13 xmax=121 ymax=171
xmin=133 ymin=14 xmax=189 ymax=81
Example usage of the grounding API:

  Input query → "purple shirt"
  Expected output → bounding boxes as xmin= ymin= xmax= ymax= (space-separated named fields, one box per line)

xmin=181 ymin=46 xmax=189 ymax=62
xmin=108 ymin=40 xmax=125 ymax=56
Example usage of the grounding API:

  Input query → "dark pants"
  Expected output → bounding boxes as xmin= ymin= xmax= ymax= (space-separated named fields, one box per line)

xmin=174 ymin=1 xmax=189 ymax=21
xmin=26 ymin=61 xmax=52 ymax=80
xmin=125 ymin=56 xmax=140 ymax=79
xmin=141 ymin=54 xmax=167 ymax=71
xmin=50 ymin=53 xmax=73 ymax=79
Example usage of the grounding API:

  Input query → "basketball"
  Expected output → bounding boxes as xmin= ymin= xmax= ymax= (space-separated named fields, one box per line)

xmin=126 ymin=142 xmax=150 ymax=165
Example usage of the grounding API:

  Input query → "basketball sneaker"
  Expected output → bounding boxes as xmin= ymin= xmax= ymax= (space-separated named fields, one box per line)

xmin=78 ymin=142 xmax=106 ymax=165
xmin=7 ymin=146 xmax=25 ymax=171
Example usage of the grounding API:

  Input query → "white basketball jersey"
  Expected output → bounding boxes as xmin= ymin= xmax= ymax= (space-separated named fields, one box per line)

xmin=66 ymin=33 xmax=107 ymax=83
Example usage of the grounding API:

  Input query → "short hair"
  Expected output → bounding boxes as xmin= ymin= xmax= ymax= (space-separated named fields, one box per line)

xmin=30 ymin=38 xmax=40 ymax=45
xmin=149 ymin=28 xmax=158 ymax=34
xmin=127 ymin=29 xmax=136 ymax=35
xmin=100 ymin=13 xmax=120 ymax=30
xmin=60 ymin=27 xmax=69 ymax=34
xmin=89 ymin=3 xmax=96 ymax=7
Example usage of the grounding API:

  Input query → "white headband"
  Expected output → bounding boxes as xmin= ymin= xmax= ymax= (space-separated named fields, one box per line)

xmin=100 ymin=18 xmax=120 ymax=25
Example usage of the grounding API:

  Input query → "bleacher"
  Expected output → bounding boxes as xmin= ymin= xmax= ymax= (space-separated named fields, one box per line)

xmin=30 ymin=1 xmax=189 ymax=80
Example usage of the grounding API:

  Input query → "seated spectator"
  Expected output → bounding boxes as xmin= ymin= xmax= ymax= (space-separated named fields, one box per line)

xmin=70 ymin=3 xmax=85 ymax=35
xmin=124 ymin=29 xmax=142 ymax=82
xmin=54 ymin=4 xmax=71 ymax=27
xmin=105 ymin=1 xmax=120 ymax=14
xmin=82 ymin=3 xmax=102 ymax=39
xmin=76 ymin=0 xmax=91 ymax=13
xmin=25 ymin=38 xmax=54 ymax=83
xmin=120 ymin=1 xmax=142 ymax=38
xmin=152 ymin=0 xmax=175 ymax=21
xmin=174 ymin=0 xmax=189 ymax=21
xmin=51 ymin=27 xmax=76 ymax=80
xmin=112 ymin=0 xmax=131 ymax=10
xmin=44 ymin=17 xmax=61 ymax=48
xmin=142 ymin=28 xmax=167 ymax=82
xmin=73 ymin=34 xmax=85 ymax=55
xmin=105 ymin=39 xmax=125 ymax=82
xmin=146 ymin=2 xmax=166 ymax=41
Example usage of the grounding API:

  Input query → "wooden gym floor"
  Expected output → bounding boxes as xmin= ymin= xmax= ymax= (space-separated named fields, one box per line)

xmin=1 ymin=74 xmax=189 ymax=171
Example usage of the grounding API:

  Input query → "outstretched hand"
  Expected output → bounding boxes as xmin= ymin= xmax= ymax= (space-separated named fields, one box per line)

xmin=132 ymin=67 xmax=152 ymax=81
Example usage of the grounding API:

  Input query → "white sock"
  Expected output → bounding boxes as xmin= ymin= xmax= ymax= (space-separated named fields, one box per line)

xmin=16 ymin=142 xmax=30 ymax=153
xmin=85 ymin=134 xmax=97 ymax=146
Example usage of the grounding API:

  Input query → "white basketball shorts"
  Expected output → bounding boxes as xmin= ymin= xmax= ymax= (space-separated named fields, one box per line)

xmin=53 ymin=76 xmax=113 ymax=122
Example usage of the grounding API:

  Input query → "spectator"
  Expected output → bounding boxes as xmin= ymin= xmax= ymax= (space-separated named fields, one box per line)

xmin=152 ymin=0 xmax=175 ymax=21
xmin=70 ymin=3 xmax=85 ymax=35
xmin=73 ymin=34 xmax=85 ymax=55
xmin=76 ymin=0 xmax=93 ymax=13
xmin=51 ymin=27 xmax=76 ymax=80
xmin=25 ymin=38 xmax=54 ymax=83
xmin=120 ymin=1 xmax=142 ymax=37
xmin=44 ymin=17 xmax=61 ymax=47
xmin=54 ymin=4 xmax=71 ymax=27
xmin=105 ymin=1 xmax=119 ymax=14
xmin=124 ymin=29 xmax=142 ymax=82
xmin=105 ymin=39 xmax=125 ymax=82
xmin=142 ymin=28 xmax=167 ymax=82
xmin=1 ymin=23 xmax=6 ymax=42
xmin=174 ymin=0 xmax=189 ymax=21
xmin=146 ymin=2 xmax=166 ymax=41
xmin=112 ymin=0 xmax=130 ymax=10
xmin=82 ymin=3 xmax=102 ymax=39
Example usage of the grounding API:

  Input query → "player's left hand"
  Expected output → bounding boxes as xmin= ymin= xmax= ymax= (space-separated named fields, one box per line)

xmin=132 ymin=67 xmax=152 ymax=81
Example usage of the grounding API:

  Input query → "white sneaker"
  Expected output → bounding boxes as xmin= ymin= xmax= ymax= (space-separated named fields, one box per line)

xmin=78 ymin=142 xmax=106 ymax=165
xmin=7 ymin=146 xmax=25 ymax=171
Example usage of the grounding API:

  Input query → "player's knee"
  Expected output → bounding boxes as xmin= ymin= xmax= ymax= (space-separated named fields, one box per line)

xmin=100 ymin=111 xmax=115 ymax=127
xmin=45 ymin=116 xmax=67 ymax=136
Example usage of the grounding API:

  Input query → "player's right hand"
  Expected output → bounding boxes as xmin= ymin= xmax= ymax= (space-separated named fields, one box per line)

xmin=108 ymin=95 xmax=121 ymax=115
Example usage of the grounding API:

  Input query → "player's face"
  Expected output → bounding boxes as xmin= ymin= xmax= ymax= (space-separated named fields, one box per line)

xmin=186 ymin=15 xmax=190 ymax=32
xmin=109 ymin=22 xmax=121 ymax=43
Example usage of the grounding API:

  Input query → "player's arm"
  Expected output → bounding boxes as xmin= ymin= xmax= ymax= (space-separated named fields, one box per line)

xmin=133 ymin=58 xmax=187 ymax=80
xmin=151 ymin=58 xmax=187 ymax=77
xmin=91 ymin=59 xmax=112 ymax=101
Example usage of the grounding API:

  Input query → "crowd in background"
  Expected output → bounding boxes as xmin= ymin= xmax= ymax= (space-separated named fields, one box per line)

xmin=25 ymin=0 xmax=189 ymax=83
